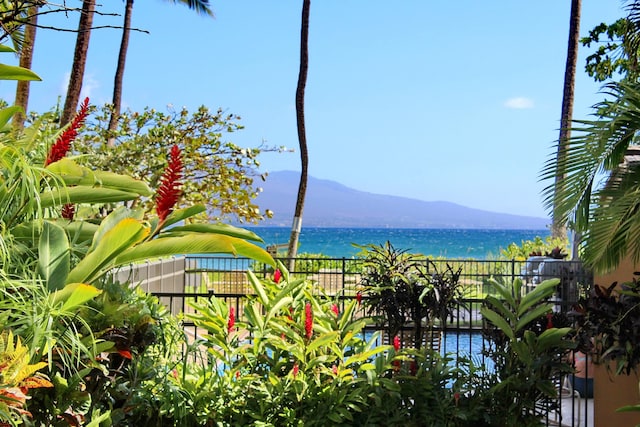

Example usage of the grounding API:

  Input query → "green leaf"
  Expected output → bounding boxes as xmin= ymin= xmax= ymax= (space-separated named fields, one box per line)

xmin=66 ymin=219 xmax=149 ymax=285
xmin=162 ymin=205 xmax=207 ymax=228
xmin=0 ymin=45 xmax=15 ymax=53
xmin=517 ymin=279 xmax=559 ymax=316
xmin=537 ymin=327 xmax=573 ymax=351
xmin=266 ymin=296 xmax=293 ymax=322
xmin=38 ymin=221 xmax=70 ymax=291
xmin=93 ymin=171 xmax=152 ymax=196
xmin=0 ymin=63 xmax=41 ymax=81
xmin=306 ymin=331 xmax=340 ymax=354
xmin=89 ymin=206 xmax=144 ymax=253
xmin=247 ymin=270 xmax=269 ymax=306
xmin=488 ymin=278 xmax=516 ymax=309
xmin=0 ymin=106 xmax=21 ymax=128
xmin=39 ymin=187 xmax=141 ymax=208
xmin=480 ymin=306 xmax=515 ymax=340
xmin=515 ymin=303 xmax=553 ymax=333
xmin=45 ymin=158 xmax=96 ymax=186
xmin=114 ymin=234 xmax=275 ymax=267
xmin=164 ymin=222 xmax=264 ymax=242
xmin=49 ymin=283 xmax=102 ymax=312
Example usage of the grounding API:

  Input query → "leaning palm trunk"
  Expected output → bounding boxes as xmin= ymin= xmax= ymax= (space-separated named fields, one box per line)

xmin=13 ymin=5 xmax=38 ymax=132
xmin=552 ymin=0 xmax=581 ymax=239
xmin=107 ymin=0 xmax=134 ymax=147
xmin=61 ymin=0 xmax=95 ymax=126
xmin=287 ymin=0 xmax=310 ymax=271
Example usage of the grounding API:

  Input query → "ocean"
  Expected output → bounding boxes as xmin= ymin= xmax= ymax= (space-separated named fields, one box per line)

xmin=246 ymin=227 xmax=550 ymax=259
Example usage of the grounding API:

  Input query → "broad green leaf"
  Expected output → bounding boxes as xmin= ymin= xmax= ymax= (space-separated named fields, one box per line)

xmin=537 ymin=327 xmax=572 ymax=351
xmin=39 ymin=187 xmax=140 ymax=208
xmin=488 ymin=278 xmax=516 ymax=309
xmin=0 ymin=63 xmax=41 ymax=81
xmin=164 ymin=222 xmax=264 ymax=243
xmin=517 ymin=279 xmax=559 ymax=316
xmin=515 ymin=303 xmax=553 ymax=332
xmin=114 ymin=234 xmax=275 ymax=267
xmin=244 ymin=304 xmax=264 ymax=331
xmin=66 ymin=219 xmax=149 ymax=285
xmin=485 ymin=295 xmax=515 ymax=323
xmin=0 ymin=45 xmax=14 ymax=53
xmin=247 ymin=270 xmax=269 ymax=306
xmin=89 ymin=206 xmax=144 ymax=253
xmin=162 ymin=205 xmax=207 ymax=228
xmin=266 ymin=296 xmax=293 ymax=322
xmin=45 ymin=158 xmax=96 ymax=186
xmin=49 ymin=283 xmax=102 ymax=312
xmin=93 ymin=171 xmax=152 ymax=196
xmin=480 ymin=307 xmax=515 ymax=340
xmin=38 ymin=221 xmax=70 ymax=291
xmin=0 ymin=106 xmax=21 ymax=128
xmin=306 ymin=331 xmax=340 ymax=354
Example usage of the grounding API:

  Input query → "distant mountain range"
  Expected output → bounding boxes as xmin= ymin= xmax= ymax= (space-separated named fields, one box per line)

xmin=252 ymin=171 xmax=549 ymax=229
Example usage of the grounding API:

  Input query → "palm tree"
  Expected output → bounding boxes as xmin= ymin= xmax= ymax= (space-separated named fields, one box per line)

xmin=13 ymin=5 xmax=38 ymax=131
xmin=61 ymin=0 xmax=95 ymax=126
xmin=287 ymin=0 xmax=310 ymax=268
xmin=106 ymin=0 xmax=212 ymax=147
xmin=551 ymin=0 xmax=581 ymax=240
xmin=542 ymin=80 xmax=640 ymax=273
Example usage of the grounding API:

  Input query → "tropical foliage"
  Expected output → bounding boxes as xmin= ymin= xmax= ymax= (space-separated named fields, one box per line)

xmin=542 ymin=80 xmax=640 ymax=273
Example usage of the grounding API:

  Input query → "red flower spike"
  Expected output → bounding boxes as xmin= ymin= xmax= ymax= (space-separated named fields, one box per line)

xmin=332 ymin=364 xmax=338 ymax=375
xmin=292 ymin=363 xmax=299 ymax=378
xmin=392 ymin=359 xmax=401 ymax=372
xmin=546 ymin=313 xmax=553 ymax=330
xmin=356 ymin=291 xmax=362 ymax=306
xmin=61 ymin=203 xmax=75 ymax=220
xmin=274 ymin=269 xmax=282 ymax=284
xmin=45 ymin=97 xmax=89 ymax=166
xmin=331 ymin=304 xmax=339 ymax=316
xmin=117 ymin=349 xmax=132 ymax=360
xmin=235 ymin=371 xmax=241 ymax=380
xmin=227 ymin=307 xmax=235 ymax=333
xmin=155 ymin=144 xmax=183 ymax=222
xmin=393 ymin=335 xmax=400 ymax=352
xmin=305 ymin=302 xmax=313 ymax=339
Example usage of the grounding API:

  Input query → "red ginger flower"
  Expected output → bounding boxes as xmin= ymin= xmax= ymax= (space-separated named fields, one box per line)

xmin=304 ymin=302 xmax=313 ymax=339
xmin=227 ymin=307 xmax=235 ymax=333
xmin=546 ymin=313 xmax=553 ymax=330
xmin=331 ymin=304 xmax=339 ymax=316
xmin=356 ymin=291 xmax=362 ymax=306
xmin=292 ymin=363 xmax=299 ymax=377
xmin=45 ymin=97 xmax=89 ymax=166
xmin=274 ymin=269 xmax=282 ymax=284
xmin=393 ymin=335 xmax=400 ymax=351
xmin=155 ymin=144 xmax=183 ymax=222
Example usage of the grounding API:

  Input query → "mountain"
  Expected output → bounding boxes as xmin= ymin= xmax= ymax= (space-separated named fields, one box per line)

xmin=253 ymin=171 xmax=549 ymax=229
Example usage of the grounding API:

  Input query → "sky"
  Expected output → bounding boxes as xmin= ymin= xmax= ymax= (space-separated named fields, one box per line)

xmin=0 ymin=1 xmax=627 ymax=220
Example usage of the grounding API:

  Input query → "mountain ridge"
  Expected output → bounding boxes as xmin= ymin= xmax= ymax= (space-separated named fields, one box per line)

xmin=253 ymin=171 xmax=549 ymax=229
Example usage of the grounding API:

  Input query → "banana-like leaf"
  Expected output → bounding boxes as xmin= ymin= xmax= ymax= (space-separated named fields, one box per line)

xmin=487 ymin=278 xmax=516 ymax=309
xmin=89 ymin=206 xmax=144 ymax=253
xmin=266 ymin=296 xmax=293 ymax=323
xmin=162 ymin=222 xmax=265 ymax=243
xmin=247 ymin=270 xmax=270 ymax=306
xmin=537 ymin=327 xmax=573 ymax=352
xmin=162 ymin=205 xmax=207 ymax=228
xmin=93 ymin=171 xmax=152 ymax=196
xmin=0 ymin=63 xmax=41 ymax=81
xmin=48 ymin=283 xmax=102 ymax=312
xmin=0 ymin=106 xmax=21 ymax=129
xmin=66 ymin=219 xmax=150 ymax=285
xmin=114 ymin=234 xmax=275 ymax=268
xmin=38 ymin=221 xmax=70 ymax=291
xmin=39 ymin=187 xmax=141 ymax=208
xmin=0 ymin=45 xmax=14 ymax=53
xmin=45 ymin=158 xmax=96 ymax=186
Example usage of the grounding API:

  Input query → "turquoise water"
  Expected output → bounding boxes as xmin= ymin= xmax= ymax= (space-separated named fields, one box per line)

xmin=248 ymin=227 xmax=549 ymax=259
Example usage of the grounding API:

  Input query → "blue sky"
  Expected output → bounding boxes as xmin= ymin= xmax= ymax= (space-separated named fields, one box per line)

xmin=0 ymin=1 xmax=626 ymax=219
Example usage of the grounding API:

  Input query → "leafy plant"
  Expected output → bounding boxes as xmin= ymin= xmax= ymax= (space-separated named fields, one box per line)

xmin=480 ymin=278 xmax=575 ymax=427
xmin=573 ymin=273 xmax=640 ymax=375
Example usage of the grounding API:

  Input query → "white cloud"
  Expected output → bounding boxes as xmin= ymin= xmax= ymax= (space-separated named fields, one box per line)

xmin=59 ymin=72 xmax=101 ymax=101
xmin=504 ymin=97 xmax=534 ymax=109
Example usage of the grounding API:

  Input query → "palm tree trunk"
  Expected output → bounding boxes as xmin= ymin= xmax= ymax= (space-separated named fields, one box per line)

xmin=552 ymin=0 xmax=581 ymax=239
xmin=61 ymin=0 xmax=95 ymax=126
xmin=287 ymin=0 xmax=310 ymax=271
xmin=13 ymin=5 xmax=37 ymax=132
xmin=107 ymin=0 xmax=134 ymax=148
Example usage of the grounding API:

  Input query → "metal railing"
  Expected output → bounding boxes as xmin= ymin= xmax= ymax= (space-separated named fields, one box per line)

xmin=115 ymin=255 xmax=594 ymax=427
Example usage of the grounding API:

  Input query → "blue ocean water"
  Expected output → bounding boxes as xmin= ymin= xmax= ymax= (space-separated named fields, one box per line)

xmin=247 ymin=227 xmax=549 ymax=259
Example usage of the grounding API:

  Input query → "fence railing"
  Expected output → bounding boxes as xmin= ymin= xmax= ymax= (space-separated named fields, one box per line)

xmin=113 ymin=255 xmax=594 ymax=427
